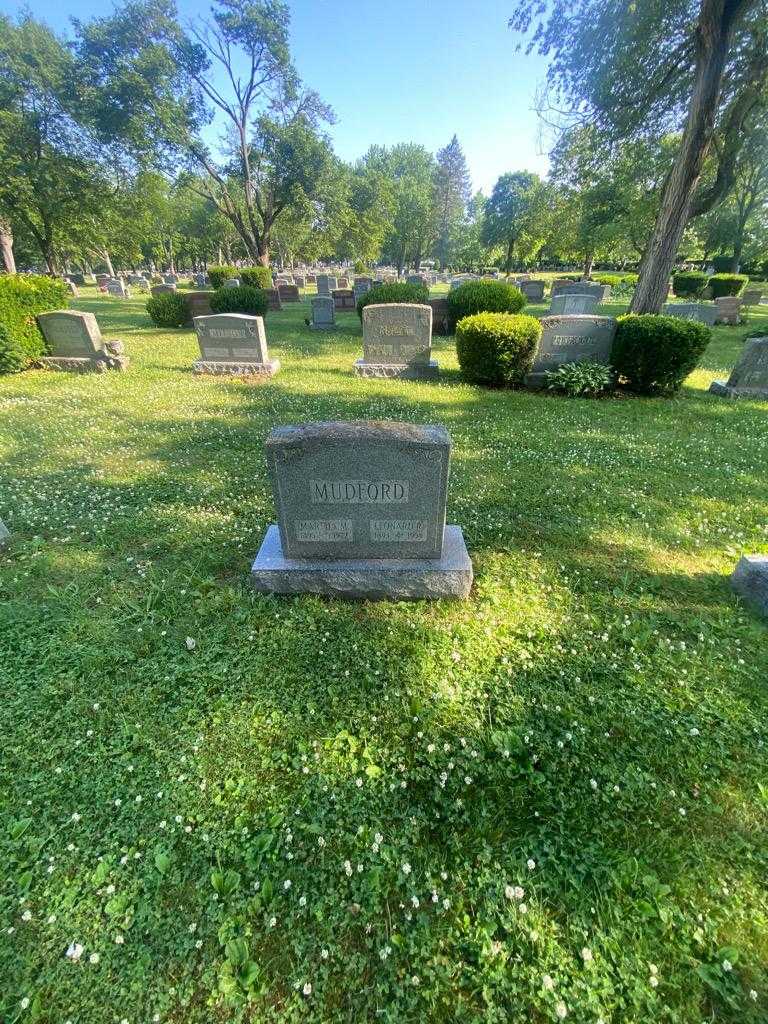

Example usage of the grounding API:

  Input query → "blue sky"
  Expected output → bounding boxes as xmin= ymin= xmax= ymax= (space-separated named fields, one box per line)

xmin=2 ymin=0 xmax=553 ymax=193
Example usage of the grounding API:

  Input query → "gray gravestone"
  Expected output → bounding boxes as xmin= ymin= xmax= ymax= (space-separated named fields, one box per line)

xmin=316 ymin=275 xmax=336 ymax=296
xmin=549 ymin=293 xmax=599 ymax=315
xmin=278 ymin=284 xmax=300 ymax=303
xmin=525 ymin=315 xmax=617 ymax=388
xmin=70 ymin=273 xmax=86 ymax=287
xmin=731 ymin=555 xmax=768 ymax=617
xmin=192 ymin=313 xmax=279 ymax=377
xmin=37 ymin=310 xmax=128 ymax=372
xmin=356 ymin=303 xmax=437 ymax=379
xmin=107 ymin=278 xmax=129 ymax=298
xmin=310 ymin=295 xmax=335 ymax=330
xmin=0 ymin=518 xmax=9 ymax=547
xmin=332 ymin=288 xmax=356 ymax=311
xmin=194 ymin=273 xmax=208 ymax=289
xmin=520 ymin=280 xmax=545 ymax=302
xmin=715 ymin=296 xmax=741 ymax=325
xmin=742 ymin=289 xmax=763 ymax=307
xmin=353 ymin=280 xmax=372 ymax=303
xmin=151 ymin=284 xmax=176 ymax=296
xmin=223 ymin=278 xmax=241 ymax=289
xmin=662 ymin=303 xmax=717 ymax=326
xmin=250 ymin=421 xmax=472 ymax=600
xmin=709 ymin=336 xmax=768 ymax=398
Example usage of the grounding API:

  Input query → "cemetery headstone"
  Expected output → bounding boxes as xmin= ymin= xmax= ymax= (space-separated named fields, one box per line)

xmin=709 ymin=336 xmax=768 ymax=398
xmin=520 ymin=280 xmax=545 ymax=302
xmin=223 ymin=278 xmax=241 ymax=289
xmin=337 ymin=276 xmax=350 ymax=288
xmin=310 ymin=295 xmax=336 ymax=330
xmin=316 ymin=275 xmax=337 ymax=296
xmin=332 ymin=288 xmax=356 ymax=311
xmin=0 ymin=518 xmax=10 ymax=547
xmin=278 ymin=283 xmax=300 ymax=303
xmin=185 ymin=291 xmax=214 ymax=322
xmin=194 ymin=273 xmax=208 ymax=289
xmin=163 ymin=274 xmax=179 ymax=285
xmin=192 ymin=313 xmax=280 ymax=377
xmin=151 ymin=284 xmax=177 ymax=297
xmin=551 ymin=280 xmax=606 ymax=300
xmin=428 ymin=296 xmax=450 ymax=336
xmin=265 ymin=288 xmax=283 ymax=311
xmin=353 ymin=280 xmax=371 ymax=303
xmin=70 ymin=273 xmax=86 ymax=287
xmin=356 ymin=303 xmax=436 ymax=379
xmin=662 ymin=303 xmax=717 ymax=326
xmin=525 ymin=314 xmax=617 ymax=388
xmin=250 ymin=421 xmax=472 ymax=600
xmin=742 ymin=288 xmax=763 ymax=307
xmin=549 ymin=293 xmax=599 ymax=315
xmin=294 ymin=275 xmax=306 ymax=289
xmin=37 ymin=310 xmax=129 ymax=372
xmin=106 ymin=279 xmax=130 ymax=298
xmin=66 ymin=280 xmax=79 ymax=298
xmin=731 ymin=555 xmax=768 ymax=618
xmin=715 ymin=295 xmax=742 ymax=325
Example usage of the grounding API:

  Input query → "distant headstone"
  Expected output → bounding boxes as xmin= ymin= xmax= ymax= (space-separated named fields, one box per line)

xmin=128 ymin=274 xmax=150 ymax=292
xmin=278 ymin=283 xmax=300 ymax=303
xmin=337 ymin=276 xmax=350 ymax=288
xmin=151 ymin=284 xmax=177 ymax=297
xmin=731 ymin=555 xmax=768 ymax=617
xmin=551 ymin=280 xmax=606 ymax=301
xmin=265 ymin=288 xmax=283 ymax=311
xmin=70 ymin=273 xmax=86 ymax=287
xmin=742 ymin=288 xmax=763 ymax=307
xmin=332 ymin=288 xmax=356 ymax=311
xmin=250 ymin=421 xmax=472 ymax=600
xmin=525 ymin=314 xmax=617 ymax=388
xmin=310 ymin=295 xmax=336 ymax=330
xmin=66 ymin=280 xmax=79 ymax=298
xmin=192 ymin=313 xmax=279 ymax=377
xmin=185 ymin=291 xmax=214 ymax=322
xmin=0 ymin=518 xmax=9 ymax=547
xmin=163 ymin=274 xmax=178 ymax=285
xmin=317 ymin=275 xmax=337 ymax=296
xmin=194 ymin=273 xmax=208 ymax=289
xmin=662 ymin=303 xmax=717 ymax=326
xmin=407 ymin=274 xmax=427 ymax=289
xmin=353 ymin=280 xmax=371 ymax=303
xmin=36 ymin=310 xmax=129 ymax=372
xmin=223 ymin=278 xmax=240 ymax=289
xmin=107 ymin=278 xmax=129 ymax=298
xmin=549 ymin=293 xmax=598 ymax=315
xmin=428 ymin=296 xmax=450 ymax=336
xmin=709 ymin=336 xmax=768 ymax=398
xmin=294 ymin=275 xmax=306 ymax=289
xmin=715 ymin=296 xmax=742 ymax=326
xmin=356 ymin=303 xmax=437 ymax=379
xmin=519 ymin=280 xmax=545 ymax=302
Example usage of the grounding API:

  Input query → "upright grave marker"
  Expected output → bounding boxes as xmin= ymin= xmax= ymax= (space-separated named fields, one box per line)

xmin=662 ymin=303 xmax=717 ymax=326
xmin=709 ymin=336 xmax=768 ymax=398
xmin=356 ymin=303 xmax=437 ymax=380
xmin=250 ymin=421 xmax=472 ymax=599
xmin=278 ymin=284 xmax=300 ymax=303
xmin=37 ymin=310 xmax=129 ymax=372
xmin=185 ymin=291 xmax=214 ymax=321
xmin=715 ymin=296 xmax=741 ymax=325
xmin=520 ymin=280 xmax=545 ymax=302
xmin=332 ymin=288 xmax=356 ymax=311
xmin=310 ymin=295 xmax=335 ymax=330
xmin=107 ymin=278 xmax=130 ymax=298
xmin=525 ymin=315 xmax=617 ymax=388
xmin=193 ymin=313 xmax=280 ymax=377
xmin=549 ymin=293 xmax=598 ymax=315
xmin=0 ymin=518 xmax=10 ymax=547
xmin=731 ymin=555 xmax=768 ymax=618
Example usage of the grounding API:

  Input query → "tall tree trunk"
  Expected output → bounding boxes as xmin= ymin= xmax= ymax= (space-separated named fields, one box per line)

xmin=0 ymin=219 xmax=16 ymax=274
xmin=103 ymin=251 xmax=115 ymax=277
xmin=505 ymin=238 xmax=514 ymax=274
xmin=631 ymin=0 xmax=748 ymax=313
xmin=582 ymin=251 xmax=594 ymax=279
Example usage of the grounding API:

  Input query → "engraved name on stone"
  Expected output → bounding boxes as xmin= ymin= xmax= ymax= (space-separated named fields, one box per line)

xmin=309 ymin=479 xmax=408 ymax=504
xmin=370 ymin=519 xmax=428 ymax=542
xmin=295 ymin=519 xmax=353 ymax=541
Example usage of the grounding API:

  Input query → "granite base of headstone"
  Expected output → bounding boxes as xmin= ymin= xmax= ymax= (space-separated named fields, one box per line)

xmin=37 ymin=310 xmax=129 ymax=372
xmin=731 ymin=555 xmax=768 ymax=617
xmin=250 ymin=421 xmax=472 ymax=600
xmin=355 ymin=303 xmax=438 ymax=380
xmin=709 ymin=336 xmax=768 ymax=398
xmin=524 ymin=314 xmax=617 ymax=389
xmin=192 ymin=313 xmax=279 ymax=377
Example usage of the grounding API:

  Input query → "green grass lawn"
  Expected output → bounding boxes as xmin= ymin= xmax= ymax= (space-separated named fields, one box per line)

xmin=1 ymin=288 xmax=767 ymax=1024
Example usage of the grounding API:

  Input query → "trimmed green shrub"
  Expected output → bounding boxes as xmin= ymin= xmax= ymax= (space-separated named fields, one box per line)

xmin=356 ymin=281 xmax=429 ymax=319
xmin=0 ymin=273 xmax=69 ymax=374
xmin=240 ymin=266 xmax=273 ymax=290
xmin=593 ymin=273 xmax=638 ymax=288
xmin=447 ymin=280 xmax=525 ymax=329
xmin=146 ymin=292 xmax=188 ymax=328
xmin=545 ymin=361 xmax=614 ymax=397
xmin=207 ymin=265 xmax=238 ymax=289
xmin=712 ymin=255 xmax=734 ymax=274
xmin=210 ymin=285 xmax=269 ymax=317
xmin=613 ymin=314 xmax=711 ymax=396
xmin=672 ymin=271 xmax=708 ymax=298
xmin=455 ymin=312 xmax=541 ymax=385
xmin=708 ymin=273 xmax=748 ymax=298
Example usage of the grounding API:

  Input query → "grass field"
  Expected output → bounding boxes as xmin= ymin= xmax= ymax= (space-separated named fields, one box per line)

xmin=1 ymin=287 xmax=767 ymax=1023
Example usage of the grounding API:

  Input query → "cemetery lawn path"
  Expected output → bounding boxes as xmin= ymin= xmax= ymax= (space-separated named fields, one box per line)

xmin=1 ymin=288 xmax=767 ymax=1024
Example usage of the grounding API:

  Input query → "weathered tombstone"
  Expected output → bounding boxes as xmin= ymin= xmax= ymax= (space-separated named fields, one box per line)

xmin=551 ymin=280 xmax=605 ymax=301
xmin=223 ymin=278 xmax=241 ymax=289
xmin=428 ymin=296 xmax=450 ymax=336
xmin=520 ymin=280 xmax=545 ymax=302
xmin=407 ymin=274 xmax=427 ymax=289
xmin=0 ymin=518 xmax=10 ymax=547
xmin=731 ymin=555 xmax=768 ymax=617
xmin=709 ymin=336 xmax=768 ymax=398
xmin=66 ymin=280 xmax=79 ymax=298
xmin=332 ymin=288 xmax=356 ymax=311
xmin=185 ymin=291 xmax=214 ymax=322
xmin=107 ymin=278 xmax=130 ymax=298
xmin=70 ymin=273 xmax=86 ymax=287
xmin=310 ymin=295 xmax=336 ymax=330
xmin=742 ymin=288 xmax=763 ymax=307
xmin=525 ymin=315 xmax=617 ymax=388
xmin=356 ymin=304 xmax=437 ymax=379
xmin=192 ymin=313 xmax=280 ymax=377
xmin=337 ymin=276 xmax=350 ymax=288
xmin=353 ymin=280 xmax=371 ymax=303
xmin=294 ymin=275 xmax=306 ymax=289
xmin=36 ymin=310 xmax=129 ymax=372
xmin=250 ymin=421 xmax=472 ymax=600
xmin=715 ymin=295 xmax=742 ymax=325
xmin=662 ymin=302 xmax=717 ymax=326
xmin=151 ymin=284 xmax=177 ymax=297
xmin=549 ymin=293 xmax=599 ymax=315
xmin=194 ymin=273 xmax=208 ymax=289
xmin=278 ymin=283 xmax=300 ymax=303
xmin=163 ymin=273 xmax=178 ymax=285
xmin=265 ymin=288 xmax=283 ymax=311
xmin=316 ymin=275 xmax=333 ymax=296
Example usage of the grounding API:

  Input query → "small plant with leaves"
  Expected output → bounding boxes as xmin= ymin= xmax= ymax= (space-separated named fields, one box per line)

xmin=545 ymin=360 xmax=615 ymax=397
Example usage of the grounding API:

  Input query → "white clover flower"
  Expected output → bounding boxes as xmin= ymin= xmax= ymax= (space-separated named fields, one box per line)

xmin=649 ymin=976 xmax=658 ymax=988
xmin=21 ymin=910 xmax=32 ymax=922
xmin=722 ymin=959 xmax=732 ymax=972
xmin=401 ymin=862 xmax=412 ymax=875
xmin=283 ymin=879 xmax=292 ymax=890
xmin=20 ymin=997 xmax=30 ymax=1010
xmin=317 ymin=836 xmax=325 ymax=847
xmin=555 ymin=1001 xmax=568 ymax=1019
xmin=320 ymin=948 xmax=328 ymax=959
xmin=527 ymin=859 xmax=536 ymax=871
xmin=66 ymin=942 xmax=84 ymax=962
xmin=302 ymin=982 xmax=312 ymax=996
xmin=542 ymin=974 xmax=555 ymax=991
xmin=88 ymin=952 xmax=99 ymax=964
xmin=581 ymin=947 xmax=592 ymax=962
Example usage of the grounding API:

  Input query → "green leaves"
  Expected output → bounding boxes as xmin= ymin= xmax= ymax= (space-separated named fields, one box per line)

xmin=211 ymin=868 xmax=241 ymax=900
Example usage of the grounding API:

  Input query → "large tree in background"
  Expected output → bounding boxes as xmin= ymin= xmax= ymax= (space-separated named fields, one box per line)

xmin=481 ymin=171 xmax=548 ymax=272
xmin=366 ymin=144 xmax=436 ymax=273
xmin=510 ymin=0 xmax=768 ymax=311
xmin=432 ymin=135 xmax=471 ymax=269
xmin=77 ymin=0 xmax=339 ymax=267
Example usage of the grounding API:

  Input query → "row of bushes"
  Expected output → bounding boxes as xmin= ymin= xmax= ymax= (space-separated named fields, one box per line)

xmin=207 ymin=265 xmax=273 ymax=290
xmin=355 ymin=279 xmax=527 ymax=327
xmin=0 ymin=274 xmax=70 ymax=374
xmin=147 ymin=285 xmax=270 ymax=328
xmin=672 ymin=270 xmax=748 ymax=298
xmin=456 ymin=312 xmax=710 ymax=396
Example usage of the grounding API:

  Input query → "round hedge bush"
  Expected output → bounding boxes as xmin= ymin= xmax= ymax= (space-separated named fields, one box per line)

xmin=210 ymin=285 xmax=269 ymax=317
xmin=146 ymin=292 xmax=188 ymax=328
xmin=455 ymin=312 xmax=541 ymax=385
xmin=207 ymin=265 xmax=238 ymax=289
xmin=612 ymin=314 xmax=711 ymax=396
xmin=708 ymin=273 xmax=748 ymax=298
xmin=239 ymin=266 xmax=273 ymax=290
xmin=0 ymin=322 xmax=27 ymax=374
xmin=356 ymin=281 xmax=429 ymax=319
xmin=0 ymin=273 xmax=69 ymax=374
xmin=447 ymin=280 xmax=525 ymax=329
xmin=672 ymin=271 xmax=708 ymax=298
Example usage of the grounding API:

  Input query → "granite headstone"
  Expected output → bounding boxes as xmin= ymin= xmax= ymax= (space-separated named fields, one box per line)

xmin=310 ymin=295 xmax=335 ymax=330
xmin=36 ymin=310 xmax=128 ymax=372
xmin=192 ymin=313 xmax=279 ymax=377
xmin=356 ymin=303 xmax=437 ymax=379
xmin=709 ymin=336 xmax=768 ymax=398
xmin=525 ymin=315 xmax=617 ymax=388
